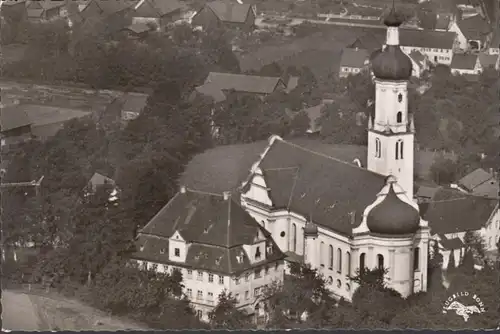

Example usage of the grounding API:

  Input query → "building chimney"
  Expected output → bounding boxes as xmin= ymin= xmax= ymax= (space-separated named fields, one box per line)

xmin=180 ymin=185 xmax=186 ymax=193
xmin=223 ymin=191 xmax=231 ymax=200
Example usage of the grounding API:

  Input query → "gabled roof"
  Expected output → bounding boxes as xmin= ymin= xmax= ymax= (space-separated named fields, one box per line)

xmin=339 ymin=48 xmax=370 ymax=68
xmin=181 ymin=136 xmax=384 ymax=236
xmin=399 ymin=30 xmax=456 ymax=49
xmin=205 ymin=1 xmax=252 ymax=23
xmin=125 ymin=22 xmax=152 ymax=34
xmin=0 ymin=105 xmax=32 ymax=132
xmin=435 ymin=14 xmax=451 ymax=30
xmin=133 ymin=0 xmax=182 ymax=18
xmin=458 ymin=168 xmax=494 ymax=191
xmin=27 ymin=8 xmax=44 ymax=18
xmin=478 ymin=53 xmax=498 ymax=68
xmin=194 ymin=83 xmax=227 ymax=103
xmin=81 ymin=0 xmax=136 ymax=18
xmin=450 ymin=53 xmax=478 ymax=69
xmin=204 ymin=72 xmax=284 ymax=95
xmin=456 ymin=14 xmax=491 ymax=41
xmin=347 ymin=32 xmax=385 ymax=51
xmin=409 ymin=50 xmax=426 ymax=65
xmin=89 ymin=172 xmax=115 ymax=189
xmin=422 ymin=187 xmax=497 ymax=235
xmin=1 ymin=0 xmax=27 ymax=7
xmin=439 ymin=235 xmax=464 ymax=250
xmin=416 ymin=185 xmax=439 ymax=199
xmin=132 ymin=190 xmax=285 ymax=274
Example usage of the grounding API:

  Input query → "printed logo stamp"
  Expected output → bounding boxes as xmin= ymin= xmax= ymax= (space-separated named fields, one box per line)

xmin=442 ymin=291 xmax=486 ymax=322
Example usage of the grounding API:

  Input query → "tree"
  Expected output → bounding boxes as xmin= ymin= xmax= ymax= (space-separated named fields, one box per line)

xmin=430 ymin=157 xmax=458 ymax=185
xmin=259 ymin=62 xmax=283 ymax=77
xmin=459 ymin=249 xmax=475 ymax=275
xmin=463 ymin=231 xmax=487 ymax=263
xmin=318 ymin=98 xmax=367 ymax=145
xmin=208 ymin=290 xmax=251 ymax=329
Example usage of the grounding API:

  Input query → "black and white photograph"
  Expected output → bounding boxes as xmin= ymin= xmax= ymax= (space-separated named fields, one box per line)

xmin=1 ymin=0 xmax=499 ymax=331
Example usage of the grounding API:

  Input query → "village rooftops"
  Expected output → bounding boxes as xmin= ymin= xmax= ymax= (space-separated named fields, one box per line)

xmin=180 ymin=136 xmax=385 ymax=237
xmin=399 ymin=29 xmax=456 ymax=49
xmin=26 ymin=0 xmax=66 ymax=10
xmin=132 ymin=189 xmax=285 ymax=275
xmin=0 ymin=106 xmax=32 ymax=132
xmin=450 ymin=53 xmax=478 ymax=69
xmin=421 ymin=187 xmax=498 ymax=235
xmin=458 ymin=168 xmax=498 ymax=195
xmin=478 ymin=53 xmax=498 ymax=68
xmin=456 ymin=14 xmax=491 ymax=42
xmin=204 ymin=1 xmax=252 ymax=24
xmin=202 ymin=72 xmax=285 ymax=95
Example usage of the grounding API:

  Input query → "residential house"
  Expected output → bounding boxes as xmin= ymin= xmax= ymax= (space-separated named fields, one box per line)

xmin=478 ymin=53 xmax=499 ymax=70
xmin=194 ymin=72 xmax=287 ymax=102
xmin=103 ymin=92 xmax=149 ymax=126
xmin=79 ymin=0 xmax=136 ymax=30
xmin=131 ymin=188 xmax=286 ymax=321
xmin=434 ymin=13 xmax=452 ymax=31
xmin=398 ymin=30 xmax=457 ymax=65
xmin=191 ymin=1 xmax=256 ymax=31
xmin=122 ymin=22 xmax=154 ymax=38
xmin=347 ymin=32 xmax=385 ymax=52
xmin=338 ymin=48 xmax=370 ymax=78
xmin=455 ymin=168 xmax=499 ymax=199
xmin=0 ymin=0 xmax=27 ymax=18
xmin=415 ymin=185 xmax=439 ymax=203
xmin=487 ymin=30 xmax=500 ymax=54
xmin=132 ymin=0 xmax=184 ymax=31
xmin=408 ymin=50 xmax=430 ymax=78
xmin=449 ymin=14 xmax=492 ymax=51
xmin=450 ymin=53 xmax=482 ymax=75
xmin=26 ymin=0 xmax=66 ymax=21
xmin=421 ymin=187 xmax=499 ymax=267
xmin=87 ymin=172 xmax=115 ymax=193
xmin=0 ymin=106 xmax=32 ymax=148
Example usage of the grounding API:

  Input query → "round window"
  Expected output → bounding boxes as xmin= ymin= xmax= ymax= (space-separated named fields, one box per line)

xmin=280 ymin=231 xmax=286 ymax=237
xmin=337 ymin=279 xmax=342 ymax=288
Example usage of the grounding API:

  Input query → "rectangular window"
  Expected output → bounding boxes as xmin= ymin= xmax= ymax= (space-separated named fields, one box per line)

xmin=254 ymin=269 xmax=261 ymax=279
xmin=254 ymin=287 xmax=260 ymax=297
xmin=197 ymin=290 xmax=203 ymax=300
xmin=187 ymin=269 xmax=193 ymax=278
xmin=174 ymin=248 xmax=180 ymax=257
xmin=208 ymin=292 xmax=214 ymax=300
xmin=245 ymin=291 xmax=249 ymax=300
xmin=197 ymin=271 xmax=203 ymax=281
xmin=187 ymin=288 xmax=192 ymax=297
xmin=235 ymin=277 xmax=240 ymax=285
xmin=218 ymin=275 xmax=224 ymax=285
xmin=208 ymin=273 xmax=214 ymax=283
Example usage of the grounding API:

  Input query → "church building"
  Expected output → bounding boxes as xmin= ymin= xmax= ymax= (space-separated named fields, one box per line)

xmin=131 ymin=5 xmax=431 ymax=318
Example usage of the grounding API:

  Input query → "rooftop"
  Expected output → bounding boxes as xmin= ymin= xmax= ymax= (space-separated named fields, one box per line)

xmin=0 ymin=106 xmax=32 ymax=132
xmin=205 ymin=1 xmax=252 ymax=24
xmin=450 ymin=53 xmax=478 ymax=70
xmin=121 ymin=92 xmax=149 ymax=112
xmin=133 ymin=0 xmax=183 ymax=18
xmin=456 ymin=14 xmax=491 ymax=41
xmin=203 ymin=72 xmax=284 ymax=95
xmin=132 ymin=189 xmax=285 ymax=275
xmin=399 ymin=29 xmax=456 ymax=49
xmin=478 ymin=53 xmax=498 ymax=68
xmin=339 ymin=48 xmax=370 ymax=68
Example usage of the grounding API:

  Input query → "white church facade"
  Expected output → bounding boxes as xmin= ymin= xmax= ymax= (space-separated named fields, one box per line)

xmin=131 ymin=5 xmax=432 ymax=318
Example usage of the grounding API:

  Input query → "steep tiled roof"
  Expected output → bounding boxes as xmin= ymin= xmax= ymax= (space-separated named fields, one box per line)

xmin=416 ymin=185 xmax=439 ymax=199
xmin=339 ymin=48 xmax=370 ymax=68
xmin=439 ymin=235 xmax=464 ymax=250
xmin=206 ymin=1 xmax=251 ymax=23
xmin=456 ymin=14 xmax=491 ymax=41
xmin=89 ymin=172 xmax=115 ymax=189
xmin=122 ymin=92 xmax=149 ymax=112
xmin=399 ymin=30 xmax=456 ymax=49
xmin=27 ymin=9 xmax=44 ymax=18
xmin=125 ymin=22 xmax=152 ymax=34
xmin=134 ymin=0 xmax=182 ymax=17
xmin=450 ymin=54 xmax=478 ymax=70
xmin=194 ymin=83 xmax=227 ymax=103
xmin=347 ymin=32 xmax=385 ymax=51
xmin=204 ymin=72 xmax=283 ymax=95
xmin=458 ymin=168 xmax=494 ymax=191
xmin=409 ymin=50 xmax=425 ymax=64
xmin=0 ymin=106 xmax=32 ymax=132
xmin=422 ymin=188 xmax=497 ymax=235
xmin=478 ymin=53 xmax=498 ymax=68
xmin=132 ymin=190 xmax=285 ymax=274
xmin=26 ymin=0 xmax=65 ymax=10
xmin=435 ymin=14 xmax=451 ymax=30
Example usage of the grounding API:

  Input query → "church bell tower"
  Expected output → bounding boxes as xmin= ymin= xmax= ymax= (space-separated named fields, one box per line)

xmin=367 ymin=4 xmax=415 ymax=200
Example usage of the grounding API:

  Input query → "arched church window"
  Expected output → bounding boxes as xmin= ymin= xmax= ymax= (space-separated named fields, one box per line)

xmin=359 ymin=253 xmax=366 ymax=274
xmin=375 ymin=138 xmax=381 ymax=158
xmin=397 ymin=111 xmax=402 ymax=123
xmin=337 ymin=248 xmax=342 ymax=273
xmin=320 ymin=242 xmax=325 ymax=267
xmin=291 ymin=224 xmax=297 ymax=252
xmin=396 ymin=140 xmax=403 ymax=160
xmin=329 ymin=245 xmax=334 ymax=269
xmin=346 ymin=251 xmax=351 ymax=276
xmin=398 ymin=93 xmax=402 ymax=103
xmin=414 ymin=247 xmax=420 ymax=271
xmin=377 ymin=254 xmax=384 ymax=270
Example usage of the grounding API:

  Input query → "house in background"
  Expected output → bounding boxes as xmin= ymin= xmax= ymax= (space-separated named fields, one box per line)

xmin=194 ymin=72 xmax=287 ymax=102
xmin=132 ymin=0 xmax=184 ymax=31
xmin=450 ymin=53 xmax=482 ymax=75
xmin=487 ymin=31 xmax=500 ymax=54
xmin=408 ymin=50 xmax=430 ymax=78
xmin=449 ymin=14 xmax=492 ymax=51
xmin=455 ymin=168 xmax=499 ymax=199
xmin=478 ymin=53 xmax=499 ymax=70
xmin=0 ymin=106 xmax=32 ymax=148
xmin=347 ymin=32 xmax=384 ymax=52
xmin=399 ymin=30 xmax=457 ymax=65
xmin=103 ymin=92 xmax=149 ymax=127
xmin=122 ymin=22 xmax=154 ymax=38
xmin=191 ymin=1 xmax=256 ymax=31
xmin=338 ymin=48 xmax=370 ymax=78
xmin=26 ymin=0 xmax=66 ymax=21
xmin=79 ymin=0 xmax=137 ymax=30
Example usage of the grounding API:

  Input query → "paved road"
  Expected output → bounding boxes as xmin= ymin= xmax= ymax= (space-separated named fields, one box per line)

xmin=2 ymin=290 xmax=41 ymax=331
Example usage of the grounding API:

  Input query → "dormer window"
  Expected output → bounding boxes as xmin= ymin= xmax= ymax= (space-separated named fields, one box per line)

xmin=236 ymin=254 xmax=244 ymax=264
xmin=266 ymin=244 xmax=273 ymax=255
xmin=255 ymin=247 xmax=262 ymax=260
xmin=140 ymin=245 xmax=144 ymax=251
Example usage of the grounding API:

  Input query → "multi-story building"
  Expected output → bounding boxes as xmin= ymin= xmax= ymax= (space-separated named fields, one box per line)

xmin=398 ymin=29 xmax=457 ymax=65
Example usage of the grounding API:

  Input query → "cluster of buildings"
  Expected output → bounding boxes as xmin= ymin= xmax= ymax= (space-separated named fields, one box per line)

xmin=339 ymin=0 xmax=500 ymax=79
xmin=129 ymin=7 xmax=499 ymax=322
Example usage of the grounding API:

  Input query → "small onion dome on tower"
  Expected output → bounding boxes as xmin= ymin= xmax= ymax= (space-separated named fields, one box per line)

xmin=366 ymin=176 xmax=420 ymax=235
xmin=304 ymin=222 xmax=318 ymax=237
xmin=370 ymin=6 xmax=412 ymax=81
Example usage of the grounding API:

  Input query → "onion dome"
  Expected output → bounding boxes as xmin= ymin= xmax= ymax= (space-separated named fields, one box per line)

xmin=371 ymin=45 xmax=412 ymax=81
xmin=367 ymin=176 xmax=420 ymax=235
xmin=304 ymin=222 xmax=318 ymax=236
xmin=383 ymin=5 xmax=404 ymax=27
